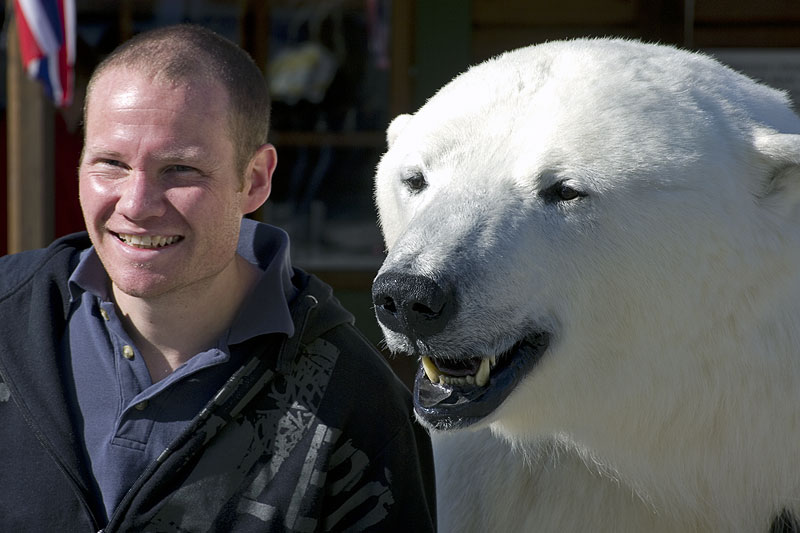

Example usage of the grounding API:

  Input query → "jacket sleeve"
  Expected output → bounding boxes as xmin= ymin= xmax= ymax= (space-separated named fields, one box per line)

xmin=320 ymin=412 xmax=436 ymax=532
xmin=313 ymin=325 xmax=437 ymax=532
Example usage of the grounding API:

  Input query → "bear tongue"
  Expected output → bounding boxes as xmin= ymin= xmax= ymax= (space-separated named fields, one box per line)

xmin=436 ymin=357 xmax=481 ymax=376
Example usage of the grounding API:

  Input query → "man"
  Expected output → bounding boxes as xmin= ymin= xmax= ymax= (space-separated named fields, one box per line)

xmin=0 ymin=25 xmax=435 ymax=532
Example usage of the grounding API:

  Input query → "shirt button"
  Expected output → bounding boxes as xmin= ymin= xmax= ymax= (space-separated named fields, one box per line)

xmin=122 ymin=345 xmax=135 ymax=360
xmin=134 ymin=400 xmax=148 ymax=411
xmin=99 ymin=308 xmax=110 ymax=321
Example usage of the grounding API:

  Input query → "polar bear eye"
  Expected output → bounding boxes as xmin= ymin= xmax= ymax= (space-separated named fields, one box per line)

xmin=402 ymin=170 xmax=428 ymax=193
xmin=541 ymin=182 xmax=585 ymax=203
xmin=558 ymin=185 xmax=581 ymax=201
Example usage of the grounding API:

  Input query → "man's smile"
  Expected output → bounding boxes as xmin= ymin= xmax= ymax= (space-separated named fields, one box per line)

xmin=113 ymin=232 xmax=183 ymax=249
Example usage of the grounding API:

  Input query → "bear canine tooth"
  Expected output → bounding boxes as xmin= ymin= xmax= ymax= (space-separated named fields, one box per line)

xmin=421 ymin=356 xmax=440 ymax=383
xmin=475 ymin=358 xmax=491 ymax=387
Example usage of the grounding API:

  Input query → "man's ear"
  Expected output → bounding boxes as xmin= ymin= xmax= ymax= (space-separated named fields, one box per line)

xmin=755 ymin=131 xmax=800 ymax=213
xmin=242 ymin=143 xmax=277 ymax=214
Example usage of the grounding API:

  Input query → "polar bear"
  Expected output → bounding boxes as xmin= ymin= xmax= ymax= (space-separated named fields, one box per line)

xmin=371 ymin=38 xmax=800 ymax=532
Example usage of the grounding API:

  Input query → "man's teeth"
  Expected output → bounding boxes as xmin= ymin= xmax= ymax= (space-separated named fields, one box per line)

xmin=421 ymin=356 xmax=497 ymax=387
xmin=118 ymin=233 xmax=180 ymax=249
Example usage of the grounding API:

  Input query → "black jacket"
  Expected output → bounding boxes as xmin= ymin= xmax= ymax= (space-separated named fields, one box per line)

xmin=0 ymin=232 xmax=436 ymax=532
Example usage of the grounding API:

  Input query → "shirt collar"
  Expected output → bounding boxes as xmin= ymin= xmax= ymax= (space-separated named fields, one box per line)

xmin=229 ymin=219 xmax=297 ymax=343
xmin=68 ymin=247 xmax=111 ymax=303
xmin=68 ymin=218 xmax=297 ymax=344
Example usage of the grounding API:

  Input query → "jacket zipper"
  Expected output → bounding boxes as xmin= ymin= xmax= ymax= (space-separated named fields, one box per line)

xmin=104 ymin=288 xmax=319 ymax=529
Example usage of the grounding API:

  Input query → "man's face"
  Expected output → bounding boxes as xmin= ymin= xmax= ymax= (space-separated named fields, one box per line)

xmin=79 ymin=67 xmax=264 ymax=301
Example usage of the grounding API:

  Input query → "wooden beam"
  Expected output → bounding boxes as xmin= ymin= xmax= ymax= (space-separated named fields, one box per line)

xmin=240 ymin=0 xmax=270 ymax=74
xmin=413 ymin=0 xmax=471 ymax=107
xmin=6 ymin=1 xmax=55 ymax=253
xmin=637 ymin=0 xmax=686 ymax=46
xmin=390 ymin=0 xmax=415 ymax=118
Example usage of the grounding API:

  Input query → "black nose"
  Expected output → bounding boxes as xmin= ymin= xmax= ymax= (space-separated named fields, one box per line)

xmin=372 ymin=272 xmax=455 ymax=337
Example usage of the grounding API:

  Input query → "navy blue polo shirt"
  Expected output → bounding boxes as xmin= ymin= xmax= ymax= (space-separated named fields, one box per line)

xmin=65 ymin=220 xmax=297 ymax=522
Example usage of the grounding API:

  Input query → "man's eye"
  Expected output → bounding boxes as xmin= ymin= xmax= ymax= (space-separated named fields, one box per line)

xmin=99 ymin=159 xmax=126 ymax=169
xmin=166 ymin=165 xmax=197 ymax=173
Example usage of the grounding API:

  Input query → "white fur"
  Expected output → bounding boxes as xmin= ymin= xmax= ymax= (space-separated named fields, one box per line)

xmin=374 ymin=38 xmax=800 ymax=531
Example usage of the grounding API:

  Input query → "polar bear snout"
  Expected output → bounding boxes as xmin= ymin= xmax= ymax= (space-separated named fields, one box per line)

xmin=372 ymin=271 xmax=455 ymax=338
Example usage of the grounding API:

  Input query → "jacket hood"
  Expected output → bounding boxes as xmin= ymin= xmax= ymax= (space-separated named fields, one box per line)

xmin=291 ymin=271 xmax=355 ymax=345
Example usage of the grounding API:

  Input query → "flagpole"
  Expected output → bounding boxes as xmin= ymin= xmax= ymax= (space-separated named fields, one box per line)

xmin=6 ymin=0 xmax=55 ymax=253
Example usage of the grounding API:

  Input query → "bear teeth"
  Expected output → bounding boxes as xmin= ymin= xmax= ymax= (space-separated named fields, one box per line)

xmin=421 ymin=356 xmax=496 ymax=387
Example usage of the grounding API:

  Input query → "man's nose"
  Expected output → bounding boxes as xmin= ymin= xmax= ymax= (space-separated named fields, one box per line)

xmin=116 ymin=171 xmax=167 ymax=220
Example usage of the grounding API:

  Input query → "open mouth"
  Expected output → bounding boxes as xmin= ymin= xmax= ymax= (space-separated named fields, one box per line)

xmin=114 ymin=232 xmax=183 ymax=249
xmin=413 ymin=332 xmax=549 ymax=430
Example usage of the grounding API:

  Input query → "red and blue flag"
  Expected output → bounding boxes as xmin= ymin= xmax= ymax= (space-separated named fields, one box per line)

xmin=14 ymin=0 xmax=75 ymax=107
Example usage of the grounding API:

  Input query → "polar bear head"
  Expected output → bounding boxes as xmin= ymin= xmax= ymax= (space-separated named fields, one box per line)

xmin=372 ymin=38 xmax=800 ymax=443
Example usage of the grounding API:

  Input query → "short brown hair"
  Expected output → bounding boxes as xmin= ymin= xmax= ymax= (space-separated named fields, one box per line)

xmin=85 ymin=24 xmax=270 ymax=176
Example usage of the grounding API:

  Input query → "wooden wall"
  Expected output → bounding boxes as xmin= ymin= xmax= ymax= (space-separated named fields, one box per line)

xmin=470 ymin=0 xmax=800 ymax=60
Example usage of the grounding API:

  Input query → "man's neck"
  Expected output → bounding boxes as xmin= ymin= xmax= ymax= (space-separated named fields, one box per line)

xmin=112 ymin=254 xmax=262 ymax=382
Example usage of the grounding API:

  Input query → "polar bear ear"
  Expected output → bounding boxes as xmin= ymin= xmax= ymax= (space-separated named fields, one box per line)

xmin=754 ymin=131 xmax=800 ymax=206
xmin=386 ymin=114 xmax=413 ymax=147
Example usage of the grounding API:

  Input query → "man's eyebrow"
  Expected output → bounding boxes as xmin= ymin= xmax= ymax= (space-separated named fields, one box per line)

xmin=151 ymin=146 xmax=205 ymax=162
xmin=83 ymin=146 xmax=207 ymax=163
xmin=82 ymin=148 xmax=124 ymax=161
